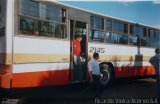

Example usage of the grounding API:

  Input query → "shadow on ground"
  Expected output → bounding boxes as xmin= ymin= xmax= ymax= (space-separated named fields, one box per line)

xmin=0 ymin=78 xmax=158 ymax=104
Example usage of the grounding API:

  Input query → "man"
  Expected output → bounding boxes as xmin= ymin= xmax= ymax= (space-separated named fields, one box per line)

xmin=149 ymin=48 xmax=160 ymax=97
xmin=88 ymin=52 xmax=103 ymax=97
xmin=73 ymin=35 xmax=82 ymax=81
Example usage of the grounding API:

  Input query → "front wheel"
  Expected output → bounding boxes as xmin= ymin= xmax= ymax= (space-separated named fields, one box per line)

xmin=100 ymin=64 xmax=113 ymax=86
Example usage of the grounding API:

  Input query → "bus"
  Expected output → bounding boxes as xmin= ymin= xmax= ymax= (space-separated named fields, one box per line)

xmin=0 ymin=0 xmax=160 ymax=88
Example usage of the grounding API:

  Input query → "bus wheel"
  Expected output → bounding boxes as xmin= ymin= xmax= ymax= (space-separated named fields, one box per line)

xmin=100 ymin=64 xmax=112 ymax=86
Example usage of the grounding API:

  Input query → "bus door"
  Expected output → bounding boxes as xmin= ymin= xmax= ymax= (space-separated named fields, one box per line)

xmin=69 ymin=20 xmax=88 ymax=82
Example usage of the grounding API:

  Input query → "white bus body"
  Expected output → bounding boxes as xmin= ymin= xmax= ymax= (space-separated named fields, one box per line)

xmin=0 ymin=0 xmax=159 ymax=88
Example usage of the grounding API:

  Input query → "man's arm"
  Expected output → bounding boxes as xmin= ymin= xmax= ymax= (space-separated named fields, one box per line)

xmin=88 ymin=62 xmax=93 ymax=82
xmin=149 ymin=56 xmax=154 ymax=65
xmin=89 ymin=71 xmax=93 ymax=82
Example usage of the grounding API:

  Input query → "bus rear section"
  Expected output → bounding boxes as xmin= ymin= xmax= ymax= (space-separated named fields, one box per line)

xmin=10 ymin=0 xmax=71 ymax=88
xmin=0 ymin=0 xmax=12 ymax=89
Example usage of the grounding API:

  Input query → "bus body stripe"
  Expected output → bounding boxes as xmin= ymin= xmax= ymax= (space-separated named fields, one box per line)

xmin=11 ymin=65 xmax=155 ymax=88
xmin=13 ymin=63 xmax=69 ymax=73
xmin=115 ymin=66 xmax=155 ymax=78
xmin=12 ymin=69 xmax=69 ymax=88
xmin=14 ymin=54 xmax=70 ymax=64
xmin=13 ymin=54 xmax=152 ymax=64
xmin=13 ymin=61 xmax=151 ymax=73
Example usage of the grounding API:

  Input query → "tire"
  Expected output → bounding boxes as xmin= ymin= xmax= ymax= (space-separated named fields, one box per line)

xmin=100 ymin=64 xmax=113 ymax=86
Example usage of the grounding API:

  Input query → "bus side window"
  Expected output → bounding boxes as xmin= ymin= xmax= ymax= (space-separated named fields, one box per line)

xmin=137 ymin=36 xmax=141 ymax=46
xmin=105 ymin=32 xmax=119 ymax=44
xmin=129 ymin=36 xmax=137 ymax=45
xmin=119 ymin=34 xmax=128 ymax=45
xmin=148 ymin=29 xmax=159 ymax=48
xmin=40 ymin=21 xmax=48 ymax=37
xmin=20 ymin=17 xmax=39 ymax=36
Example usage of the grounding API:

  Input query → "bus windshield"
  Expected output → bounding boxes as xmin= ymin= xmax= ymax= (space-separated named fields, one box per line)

xmin=0 ymin=0 xmax=6 ymax=36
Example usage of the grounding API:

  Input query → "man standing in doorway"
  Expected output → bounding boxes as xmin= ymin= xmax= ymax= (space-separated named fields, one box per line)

xmin=149 ymin=48 xmax=160 ymax=97
xmin=73 ymin=34 xmax=82 ymax=81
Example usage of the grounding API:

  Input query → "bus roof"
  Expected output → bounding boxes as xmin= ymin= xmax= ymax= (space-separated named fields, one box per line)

xmin=37 ymin=0 xmax=160 ymax=30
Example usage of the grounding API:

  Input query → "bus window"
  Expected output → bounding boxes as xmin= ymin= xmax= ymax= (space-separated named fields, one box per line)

xmin=20 ymin=17 xmax=39 ymax=35
xmin=39 ymin=3 xmax=62 ymax=22
xmin=20 ymin=0 xmax=67 ymax=39
xmin=90 ymin=16 xmax=94 ymax=29
xmin=129 ymin=35 xmax=137 ymax=45
xmin=148 ymin=29 xmax=159 ymax=48
xmin=124 ymin=24 xmax=128 ymax=34
xmin=105 ymin=32 xmax=119 ymax=44
xmin=106 ymin=20 xmax=112 ymax=32
xmin=134 ymin=25 xmax=143 ymax=37
xmin=55 ymin=23 xmax=66 ymax=38
xmin=119 ymin=34 xmax=128 ymax=45
xmin=21 ymin=0 xmax=39 ymax=17
xmin=143 ymin=28 xmax=147 ymax=37
xmin=130 ymin=25 xmax=134 ymax=35
xmin=40 ymin=21 xmax=49 ymax=37
xmin=113 ymin=21 xmax=128 ymax=34
xmin=90 ymin=30 xmax=104 ymax=42
xmin=148 ymin=38 xmax=158 ymax=48
xmin=90 ymin=16 xmax=104 ymax=30
xmin=90 ymin=15 xmax=104 ymax=42
xmin=140 ymin=28 xmax=147 ymax=47
xmin=47 ymin=5 xmax=62 ymax=22
xmin=95 ymin=16 xmax=101 ymax=29
xmin=48 ymin=22 xmax=55 ymax=37
xmin=141 ymin=38 xmax=147 ymax=46
xmin=130 ymin=25 xmax=149 ymax=47
xmin=0 ymin=0 xmax=6 ymax=36
xmin=155 ymin=30 xmax=159 ymax=39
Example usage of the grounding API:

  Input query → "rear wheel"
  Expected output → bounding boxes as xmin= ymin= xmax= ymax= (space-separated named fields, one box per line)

xmin=100 ymin=64 xmax=113 ymax=86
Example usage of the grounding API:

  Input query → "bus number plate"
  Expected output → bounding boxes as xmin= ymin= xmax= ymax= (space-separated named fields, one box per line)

xmin=90 ymin=47 xmax=105 ymax=53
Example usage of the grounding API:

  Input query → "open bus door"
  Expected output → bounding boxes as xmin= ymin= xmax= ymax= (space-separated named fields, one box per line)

xmin=69 ymin=20 xmax=88 ymax=82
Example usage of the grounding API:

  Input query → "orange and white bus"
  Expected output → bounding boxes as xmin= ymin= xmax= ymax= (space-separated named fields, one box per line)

xmin=0 ymin=0 xmax=160 ymax=88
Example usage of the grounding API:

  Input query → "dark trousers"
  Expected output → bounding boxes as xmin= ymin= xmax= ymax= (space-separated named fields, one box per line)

xmin=156 ymin=76 xmax=160 ymax=98
xmin=92 ymin=75 xmax=103 ymax=97
xmin=74 ymin=55 xmax=83 ymax=81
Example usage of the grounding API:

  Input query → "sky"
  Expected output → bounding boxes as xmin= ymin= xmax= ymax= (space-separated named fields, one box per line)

xmin=58 ymin=0 xmax=160 ymax=28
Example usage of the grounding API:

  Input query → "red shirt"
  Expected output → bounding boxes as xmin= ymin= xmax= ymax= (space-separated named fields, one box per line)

xmin=73 ymin=39 xmax=81 ymax=56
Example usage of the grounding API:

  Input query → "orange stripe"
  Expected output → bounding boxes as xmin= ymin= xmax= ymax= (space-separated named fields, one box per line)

xmin=12 ymin=70 xmax=69 ymax=88
xmin=0 ymin=73 xmax=12 ymax=88
xmin=0 ymin=64 xmax=12 ymax=88
xmin=10 ymin=66 xmax=155 ymax=88
xmin=115 ymin=66 xmax=155 ymax=78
